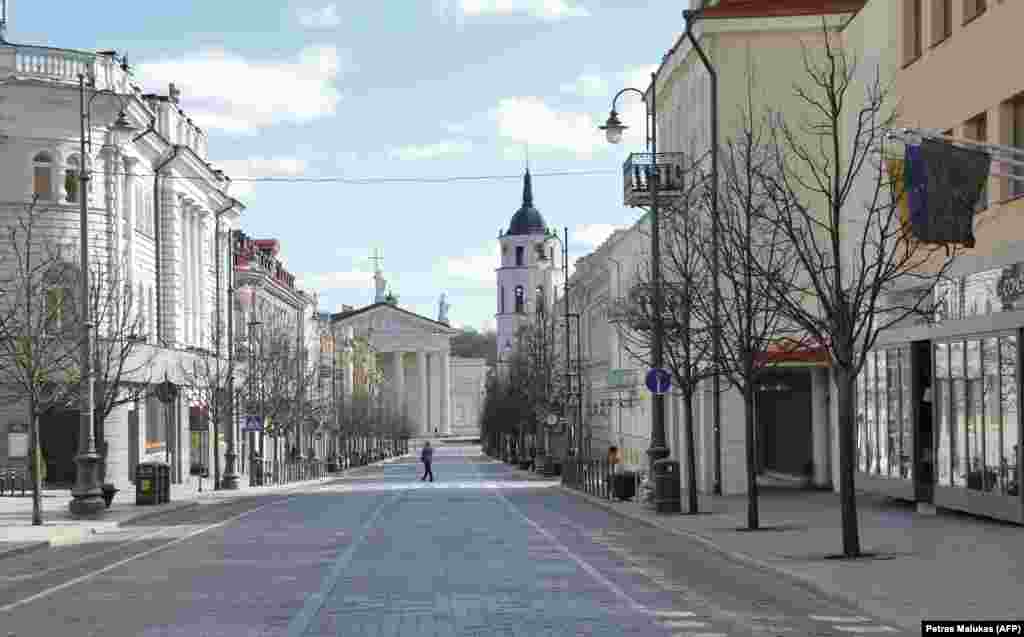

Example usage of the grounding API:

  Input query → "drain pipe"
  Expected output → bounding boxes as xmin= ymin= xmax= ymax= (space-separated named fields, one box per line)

xmin=153 ymin=144 xmax=183 ymax=344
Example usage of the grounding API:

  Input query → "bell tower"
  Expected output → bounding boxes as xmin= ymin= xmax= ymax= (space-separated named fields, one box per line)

xmin=495 ymin=168 xmax=556 ymax=362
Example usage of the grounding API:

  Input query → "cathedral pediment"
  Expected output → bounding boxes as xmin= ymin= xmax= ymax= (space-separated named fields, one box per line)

xmin=332 ymin=302 xmax=456 ymax=341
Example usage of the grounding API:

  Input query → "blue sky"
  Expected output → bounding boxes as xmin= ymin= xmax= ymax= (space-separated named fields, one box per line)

xmin=10 ymin=0 xmax=685 ymax=331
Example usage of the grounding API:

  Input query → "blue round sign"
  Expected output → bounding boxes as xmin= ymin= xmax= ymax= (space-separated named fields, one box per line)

xmin=645 ymin=368 xmax=672 ymax=394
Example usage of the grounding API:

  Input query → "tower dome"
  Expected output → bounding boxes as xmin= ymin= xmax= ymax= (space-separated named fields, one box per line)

xmin=506 ymin=170 xmax=546 ymax=236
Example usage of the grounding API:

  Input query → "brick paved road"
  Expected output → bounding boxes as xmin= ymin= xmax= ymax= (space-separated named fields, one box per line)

xmin=0 ymin=447 xmax=910 ymax=636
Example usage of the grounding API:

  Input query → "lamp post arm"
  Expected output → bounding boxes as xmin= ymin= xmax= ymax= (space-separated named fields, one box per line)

xmin=610 ymin=86 xmax=655 ymax=150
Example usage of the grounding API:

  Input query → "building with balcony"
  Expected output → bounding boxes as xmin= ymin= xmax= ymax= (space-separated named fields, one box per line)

xmin=0 ymin=39 xmax=243 ymax=494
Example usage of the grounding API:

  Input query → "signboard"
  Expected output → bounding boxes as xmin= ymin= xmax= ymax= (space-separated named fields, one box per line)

xmin=608 ymin=368 xmax=638 ymax=390
xmin=6 ymin=423 xmax=28 ymax=458
xmin=241 ymin=415 xmax=263 ymax=432
xmin=645 ymin=368 xmax=672 ymax=394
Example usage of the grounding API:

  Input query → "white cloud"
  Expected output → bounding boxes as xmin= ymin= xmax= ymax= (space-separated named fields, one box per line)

xmin=573 ymin=223 xmax=624 ymax=249
xmin=438 ymin=0 xmax=589 ymax=23
xmin=388 ymin=140 xmax=473 ymax=161
xmin=213 ymin=156 xmax=308 ymax=199
xmin=492 ymin=97 xmax=602 ymax=157
xmin=298 ymin=271 xmax=371 ymax=293
xmin=440 ymin=242 xmax=500 ymax=285
xmin=459 ymin=0 xmax=590 ymax=20
xmin=560 ymin=73 xmax=608 ymax=98
xmin=135 ymin=44 xmax=347 ymax=134
xmin=297 ymin=4 xmax=341 ymax=28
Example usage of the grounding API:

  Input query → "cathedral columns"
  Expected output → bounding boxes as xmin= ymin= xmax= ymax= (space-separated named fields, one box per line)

xmin=417 ymin=350 xmax=428 ymax=435
xmin=393 ymin=351 xmax=405 ymax=424
xmin=440 ymin=349 xmax=451 ymax=435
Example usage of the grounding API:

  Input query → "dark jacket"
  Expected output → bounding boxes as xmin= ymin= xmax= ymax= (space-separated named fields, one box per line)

xmin=421 ymin=446 xmax=433 ymax=462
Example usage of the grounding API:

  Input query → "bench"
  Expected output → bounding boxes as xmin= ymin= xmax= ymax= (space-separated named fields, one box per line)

xmin=0 ymin=467 xmax=29 ymax=496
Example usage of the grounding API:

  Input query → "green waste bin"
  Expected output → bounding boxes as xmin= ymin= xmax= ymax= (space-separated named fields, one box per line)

xmin=135 ymin=463 xmax=158 ymax=505
xmin=652 ymin=459 xmax=681 ymax=513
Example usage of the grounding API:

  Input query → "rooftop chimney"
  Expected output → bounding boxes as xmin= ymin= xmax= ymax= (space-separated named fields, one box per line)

xmin=168 ymin=82 xmax=180 ymax=104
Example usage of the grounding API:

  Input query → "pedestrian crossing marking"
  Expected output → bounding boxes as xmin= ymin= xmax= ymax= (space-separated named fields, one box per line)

xmin=661 ymin=620 xmax=709 ymax=629
xmin=811 ymin=616 xmax=870 ymax=623
xmin=835 ymin=626 xmax=898 ymax=633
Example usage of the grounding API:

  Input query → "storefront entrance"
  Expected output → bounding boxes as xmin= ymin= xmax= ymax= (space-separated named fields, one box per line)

xmin=39 ymin=409 xmax=79 ymax=487
xmin=756 ymin=369 xmax=813 ymax=476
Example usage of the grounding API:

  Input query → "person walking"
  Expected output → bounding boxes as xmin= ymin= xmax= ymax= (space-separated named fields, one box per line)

xmin=420 ymin=441 xmax=434 ymax=482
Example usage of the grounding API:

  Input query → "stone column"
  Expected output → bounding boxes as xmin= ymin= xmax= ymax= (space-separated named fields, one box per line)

xmin=394 ymin=351 xmax=405 ymax=423
xmin=417 ymin=350 xmax=428 ymax=435
xmin=159 ymin=186 xmax=183 ymax=344
xmin=198 ymin=210 xmax=209 ymax=348
xmin=180 ymin=199 xmax=193 ymax=345
xmin=440 ymin=349 xmax=451 ymax=435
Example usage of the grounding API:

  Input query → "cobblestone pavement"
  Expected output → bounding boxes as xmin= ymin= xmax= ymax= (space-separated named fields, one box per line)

xmin=0 ymin=447 xmax=910 ymax=636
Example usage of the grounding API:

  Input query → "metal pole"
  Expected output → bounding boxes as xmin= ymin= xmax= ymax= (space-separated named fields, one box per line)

xmin=575 ymin=314 xmax=583 ymax=459
xmin=684 ymin=10 xmax=722 ymax=494
xmin=223 ymin=230 xmax=239 ymax=488
xmin=69 ymin=74 xmax=104 ymax=516
xmin=648 ymin=71 xmax=669 ymax=474
xmin=563 ymin=227 xmax=571 ymax=467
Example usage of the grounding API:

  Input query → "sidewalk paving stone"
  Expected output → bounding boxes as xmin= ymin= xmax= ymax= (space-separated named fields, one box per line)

xmin=498 ymin=460 xmax=1022 ymax=631
xmin=0 ymin=453 xmax=411 ymax=558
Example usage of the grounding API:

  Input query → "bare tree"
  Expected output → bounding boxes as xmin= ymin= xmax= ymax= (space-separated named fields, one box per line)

xmin=617 ymin=155 xmax=715 ymax=514
xmin=179 ymin=345 xmax=232 ymax=486
xmin=0 ymin=199 xmax=80 ymax=525
xmin=759 ymin=24 xmax=977 ymax=556
xmin=690 ymin=75 xmax=805 ymax=530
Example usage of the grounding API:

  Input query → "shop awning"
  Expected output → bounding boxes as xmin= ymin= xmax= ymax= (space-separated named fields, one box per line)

xmin=755 ymin=335 xmax=831 ymax=367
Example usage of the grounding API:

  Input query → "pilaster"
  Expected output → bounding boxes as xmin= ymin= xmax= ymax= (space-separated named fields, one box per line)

xmin=159 ymin=185 xmax=183 ymax=344
xmin=440 ymin=349 xmax=450 ymax=435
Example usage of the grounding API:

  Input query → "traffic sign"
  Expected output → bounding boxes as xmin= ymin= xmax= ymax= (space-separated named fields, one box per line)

xmin=645 ymin=368 xmax=672 ymax=394
xmin=545 ymin=413 xmax=558 ymax=427
xmin=241 ymin=415 xmax=263 ymax=432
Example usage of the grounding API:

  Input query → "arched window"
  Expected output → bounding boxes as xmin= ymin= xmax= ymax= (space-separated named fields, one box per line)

xmin=515 ymin=245 xmax=524 ymax=266
xmin=33 ymin=152 xmax=54 ymax=200
xmin=65 ymin=154 xmax=81 ymax=203
xmin=499 ymin=285 xmax=505 ymax=313
xmin=514 ymin=285 xmax=524 ymax=314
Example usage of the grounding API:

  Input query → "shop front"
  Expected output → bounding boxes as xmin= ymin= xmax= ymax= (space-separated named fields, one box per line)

xmin=859 ymin=264 xmax=1024 ymax=523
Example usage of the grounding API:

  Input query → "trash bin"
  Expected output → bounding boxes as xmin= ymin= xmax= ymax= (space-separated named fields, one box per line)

xmin=652 ymin=459 xmax=681 ymax=513
xmin=612 ymin=470 xmax=637 ymax=501
xmin=135 ymin=463 xmax=157 ymax=505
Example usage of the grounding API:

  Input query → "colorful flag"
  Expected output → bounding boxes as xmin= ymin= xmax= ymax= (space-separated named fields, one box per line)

xmin=886 ymin=155 xmax=910 ymax=230
xmin=904 ymin=139 xmax=990 ymax=247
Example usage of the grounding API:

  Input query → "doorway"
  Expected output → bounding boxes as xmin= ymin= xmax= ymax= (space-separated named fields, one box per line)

xmin=914 ymin=340 xmax=934 ymax=502
xmin=756 ymin=369 xmax=813 ymax=476
xmin=39 ymin=410 xmax=79 ymax=487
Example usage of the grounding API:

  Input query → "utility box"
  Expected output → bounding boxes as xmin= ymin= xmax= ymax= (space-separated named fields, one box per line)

xmin=652 ymin=459 xmax=681 ymax=513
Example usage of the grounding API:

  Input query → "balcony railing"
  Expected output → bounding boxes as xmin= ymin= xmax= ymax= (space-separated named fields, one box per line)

xmin=1 ymin=43 xmax=134 ymax=93
xmin=622 ymin=152 xmax=688 ymax=208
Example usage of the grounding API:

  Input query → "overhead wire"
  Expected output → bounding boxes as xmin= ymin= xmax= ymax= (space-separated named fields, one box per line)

xmin=101 ymin=168 xmax=621 ymax=184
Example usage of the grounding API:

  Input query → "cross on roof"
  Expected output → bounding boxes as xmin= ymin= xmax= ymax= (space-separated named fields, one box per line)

xmin=369 ymin=247 xmax=383 ymax=273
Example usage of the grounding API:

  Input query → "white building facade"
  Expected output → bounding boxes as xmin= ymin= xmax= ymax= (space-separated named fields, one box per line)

xmin=0 ymin=41 xmax=244 ymax=494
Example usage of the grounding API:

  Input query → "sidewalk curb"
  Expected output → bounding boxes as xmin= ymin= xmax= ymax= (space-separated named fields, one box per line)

xmin=556 ymin=484 xmax=890 ymax=628
xmin=0 ymin=541 xmax=49 ymax=560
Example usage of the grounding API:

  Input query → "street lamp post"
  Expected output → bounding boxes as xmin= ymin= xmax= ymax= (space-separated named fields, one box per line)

xmin=600 ymin=73 xmax=671 ymax=482
xmin=682 ymin=8 xmax=723 ymax=494
xmin=69 ymin=73 xmax=137 ymax=517
xmin=221 ymin=230 xmax=240 ymax=489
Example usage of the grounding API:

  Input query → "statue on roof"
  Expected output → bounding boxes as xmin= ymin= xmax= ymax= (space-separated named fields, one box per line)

xmin=438 ymin=293 xmax=451 ymax=325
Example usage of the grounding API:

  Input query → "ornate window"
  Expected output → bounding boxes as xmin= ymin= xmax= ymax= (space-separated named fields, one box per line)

xmin=32 ymin=152 xmax=54 ymax=200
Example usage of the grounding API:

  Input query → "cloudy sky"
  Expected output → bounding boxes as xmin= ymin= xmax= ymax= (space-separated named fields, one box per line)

xmin=12 ymin=1 xmax=686 ymax=331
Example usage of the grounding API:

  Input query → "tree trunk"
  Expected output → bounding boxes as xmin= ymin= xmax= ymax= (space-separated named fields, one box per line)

xmin=836 ymin=366 xmax=861 ymax=556
xmin=744 ymin=379 xmax=759 ymax=530
xmin=30 ymin=409 xmax=41 ymax=526
xmin=683 ymin=388 xmax=699 ymax=514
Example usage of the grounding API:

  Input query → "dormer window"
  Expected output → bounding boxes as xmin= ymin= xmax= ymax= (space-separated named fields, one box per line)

xmin=33 ymin=152 xmax=54 ymax=200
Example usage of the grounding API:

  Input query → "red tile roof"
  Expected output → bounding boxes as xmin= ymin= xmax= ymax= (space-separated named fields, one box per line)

xmin=699 ymin=0 xmax=865 ymax=19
